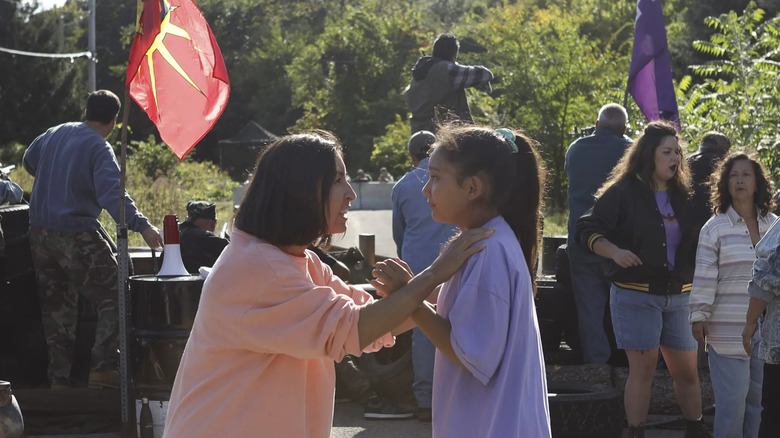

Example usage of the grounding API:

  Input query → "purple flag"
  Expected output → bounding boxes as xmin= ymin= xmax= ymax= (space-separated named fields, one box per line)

xmin=628 ymin=0 xmax=679 ymax=124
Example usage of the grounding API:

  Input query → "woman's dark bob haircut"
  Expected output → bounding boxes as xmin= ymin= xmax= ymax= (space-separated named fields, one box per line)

xmin=234 ymin=130 xmax=342 ymax=246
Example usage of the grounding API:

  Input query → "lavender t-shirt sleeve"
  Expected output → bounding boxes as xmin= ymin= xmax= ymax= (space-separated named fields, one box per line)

xmin=447 ymin=253 xmax=511 ymax=385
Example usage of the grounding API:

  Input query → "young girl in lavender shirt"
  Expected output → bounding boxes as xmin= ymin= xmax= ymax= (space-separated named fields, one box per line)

xmin=374 ymin=125 xmax=551 ymax=437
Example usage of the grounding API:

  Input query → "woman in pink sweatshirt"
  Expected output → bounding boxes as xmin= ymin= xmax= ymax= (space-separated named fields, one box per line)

xmin=163 ymin=130 xmax=492 ymax=438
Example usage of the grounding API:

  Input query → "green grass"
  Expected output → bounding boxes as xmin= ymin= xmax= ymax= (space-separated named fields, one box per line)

xmin=542 ymin=210 xmax=568 ymax=237
xmin=215 ymin=201 xmax=235 ymax=237
xmin=11 ymin=155 xmax=238 ymax=248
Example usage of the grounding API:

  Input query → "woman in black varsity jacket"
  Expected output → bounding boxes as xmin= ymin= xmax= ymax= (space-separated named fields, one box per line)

xmin=576 ymin=121 xmax=711 ymax=438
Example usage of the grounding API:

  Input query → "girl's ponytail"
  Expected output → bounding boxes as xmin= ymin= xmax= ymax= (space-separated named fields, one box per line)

xmin=497 ymin=130 xmax=545 ymax=290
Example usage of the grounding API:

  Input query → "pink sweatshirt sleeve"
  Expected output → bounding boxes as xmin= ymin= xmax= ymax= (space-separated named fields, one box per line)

xmin=316 ymin=258 xmax=396 ymax=353
xmin=207 ymin=247 xmax=393 ymax=362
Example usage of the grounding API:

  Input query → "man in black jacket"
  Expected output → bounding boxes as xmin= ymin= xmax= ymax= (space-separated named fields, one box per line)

xmin=403 ymin=34 xmax=493 ymax=134
xmin=179 ymin=201 xmax=229 ymax=273
xmin=687 ymin=131 xmax=731 ymax=234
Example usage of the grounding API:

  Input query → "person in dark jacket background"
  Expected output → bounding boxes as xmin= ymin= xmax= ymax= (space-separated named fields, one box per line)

xmin=687 ymin=131 xmax=731 ymax=236
xmin=577 ymin=121 xmax=712 ymax=438
xmin=179 ymin=201 xmax=229 ymax=273
xmin=403 ymin=33 xmax=493 ymax=134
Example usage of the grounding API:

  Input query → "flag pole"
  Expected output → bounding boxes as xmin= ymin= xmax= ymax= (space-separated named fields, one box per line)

xmin=623 ymin=85 xmax=630 ymax=119
xmin=622 ymin=81 xmax=642 ymax=130
xmin=117 ymin=87 xmax=135 ymax=437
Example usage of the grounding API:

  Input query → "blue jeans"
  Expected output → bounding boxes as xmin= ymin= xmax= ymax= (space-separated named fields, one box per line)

xmin=610 ymin=286 xmax=698 ymax=351
xmin=708 ymin=347 xmax=763 ymax=438
xmin=570 ymin=260 xmax=613 ymax=363
xmin=412 ymin=327 xmax=434 ymax=408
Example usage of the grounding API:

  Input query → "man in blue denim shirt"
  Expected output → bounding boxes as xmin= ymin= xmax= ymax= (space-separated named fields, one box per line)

xmin=565 ymin=103 xmax=631 ymax=364
xmin=392 ymin=131 xmax=456 ymax=420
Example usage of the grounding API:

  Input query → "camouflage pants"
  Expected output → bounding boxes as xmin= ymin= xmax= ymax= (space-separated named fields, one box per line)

xmin=29 ymin=226 xmax=119 ymax=385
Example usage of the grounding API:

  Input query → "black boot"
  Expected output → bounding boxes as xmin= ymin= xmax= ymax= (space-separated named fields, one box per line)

xmin=684 ymin=419 xmax=713 ymax=438
xmin=627 ymin=423 xmax=645 ymax=438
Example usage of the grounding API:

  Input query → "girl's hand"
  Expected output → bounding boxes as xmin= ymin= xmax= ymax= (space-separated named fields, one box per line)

xmin=743 ymin=321 xmax=759 ymax=356
xmin=611 ymin=248 xmax=642 ymax=268
xmin=427 ymin=227 xmax=494 ymax=284
xmin=691 ymin=321 xmax=708 ymax=346
xmin=370 ymin=258 xmax=413 ymax=297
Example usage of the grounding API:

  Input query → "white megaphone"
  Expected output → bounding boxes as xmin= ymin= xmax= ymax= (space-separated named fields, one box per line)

xmin=157 ymin=214 xmax=190 ymax=277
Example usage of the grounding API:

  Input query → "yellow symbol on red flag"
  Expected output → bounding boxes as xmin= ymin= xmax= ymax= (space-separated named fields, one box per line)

xmin=126 ymin=0 xmax=230 ymax=160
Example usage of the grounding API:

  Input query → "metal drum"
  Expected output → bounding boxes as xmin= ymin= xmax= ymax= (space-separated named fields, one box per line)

xmin=130 ymin=274 xmax=204 ymax=399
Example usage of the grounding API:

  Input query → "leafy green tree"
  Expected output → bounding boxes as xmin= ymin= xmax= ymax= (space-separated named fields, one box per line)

xmin=370 ymin=115 xmax=416 ymax=178
xmin=429 ymin=0 xmax=472 ymax=26
xmin=107 ymin=139 xmax=235 ymax=247
xmin=0 ymin=0 xmax=88 ymax=147
xmin=287 ymin=1 xmax=424 ymax=173
xmin=10 ymin=0 xmax=780 ymax=202
xmin=673 ymin=0 xmax=780 ymax=83
xmin=127 ymin=135 xmax=192 ymax=178
xmin=679 ymin=2 xmax=780 ymax=181
xmin=0 ymin=142 xmax=27 ymax=172
xmin=195 ymin=0 xmax=315 ymax=153
xmin=467 ymin=1 xmax=632 ymax=211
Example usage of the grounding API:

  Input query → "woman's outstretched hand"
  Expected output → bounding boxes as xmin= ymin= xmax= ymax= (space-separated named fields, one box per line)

xmin=426 ymin=227 xmax=494 ymax=284
xmin=371 ymin=258 xmax=414 ymax=297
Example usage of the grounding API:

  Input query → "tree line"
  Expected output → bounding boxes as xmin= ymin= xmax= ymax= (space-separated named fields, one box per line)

xmin=1 ymin=0 xmax=779 ymax=212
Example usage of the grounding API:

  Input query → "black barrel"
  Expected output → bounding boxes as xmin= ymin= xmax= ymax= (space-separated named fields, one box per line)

xmin=0 ymin=205 xmax=47 ymax=387
xmin=130 ymin=274 xmax=203 ymax=399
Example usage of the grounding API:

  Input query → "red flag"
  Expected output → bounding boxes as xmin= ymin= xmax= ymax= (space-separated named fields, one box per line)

xmin=126 ymin=0 xmax=230 ymax=160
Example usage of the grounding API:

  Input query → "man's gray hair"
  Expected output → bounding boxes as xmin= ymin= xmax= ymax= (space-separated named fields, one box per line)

xmin=597 ymin=103 xmax=628 ymax=132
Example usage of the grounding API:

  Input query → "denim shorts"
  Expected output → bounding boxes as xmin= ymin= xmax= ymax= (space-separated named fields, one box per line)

xmin=610 ymin=284 xmax=698 ymax=351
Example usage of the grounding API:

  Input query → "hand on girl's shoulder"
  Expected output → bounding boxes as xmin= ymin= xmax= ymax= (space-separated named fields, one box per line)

xmin=451 ymin=227 xmax=495 ymax=252
xmin=428 ymin=227 xmax=495 ymax=283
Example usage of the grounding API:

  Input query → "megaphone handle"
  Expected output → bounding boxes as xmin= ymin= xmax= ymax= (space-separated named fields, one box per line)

xmin=151 ymin=248 xmax=159 ymax=272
